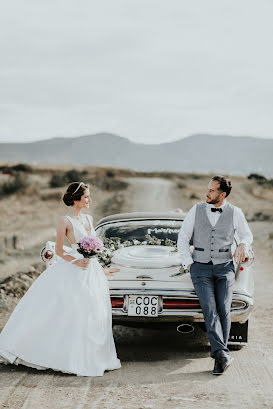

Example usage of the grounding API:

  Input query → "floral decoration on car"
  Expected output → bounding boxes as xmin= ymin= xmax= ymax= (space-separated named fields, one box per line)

xmin=98 ymin=234 xmax=177 ymax=267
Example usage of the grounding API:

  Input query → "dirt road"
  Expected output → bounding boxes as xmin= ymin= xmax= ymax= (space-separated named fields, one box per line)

xmin=1 ymin=177 xmax=273 ymax=409
xmin=123 ymin=177 xmax=182 ymax=212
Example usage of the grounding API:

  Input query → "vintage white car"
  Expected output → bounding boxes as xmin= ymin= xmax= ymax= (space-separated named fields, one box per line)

xmin=41 ymin=211 xmax=254 ymax=349
xmin=95 ymin=211 xmax=255 ymax=349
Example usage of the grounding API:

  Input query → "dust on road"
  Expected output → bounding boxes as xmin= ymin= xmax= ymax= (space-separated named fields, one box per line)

xmin=0 ymin=177 xmax=273 ymax=409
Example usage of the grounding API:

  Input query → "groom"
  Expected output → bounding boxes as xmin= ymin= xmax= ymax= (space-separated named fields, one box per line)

xmin=177 ymin=176 xmax=253 ymax=375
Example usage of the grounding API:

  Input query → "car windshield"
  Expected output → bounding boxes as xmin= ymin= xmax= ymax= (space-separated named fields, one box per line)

xmin=96 ymin=220 xmax=183 ymax=242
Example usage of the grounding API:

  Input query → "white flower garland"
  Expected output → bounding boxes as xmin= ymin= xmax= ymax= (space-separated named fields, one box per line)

xmin=98 ymin=234 xmax=177 ymax=267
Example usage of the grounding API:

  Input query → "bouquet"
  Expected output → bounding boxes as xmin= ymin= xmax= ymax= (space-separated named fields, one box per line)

xmin=77 ymin=236 xmax=104 ymax=258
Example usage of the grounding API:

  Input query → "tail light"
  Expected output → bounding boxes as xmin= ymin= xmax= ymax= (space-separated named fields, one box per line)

xmin=44 ymin=250 xmax=54 ymax=259
xmin=41 ymin=247 xmax=54 ymax=262
xmin=111 ymin=297 xmax=124 ymax=308
xmin=231 ymin=300 xmax=247 ymax=310
xmin=163 ymin=298 xmax=200 ymax=309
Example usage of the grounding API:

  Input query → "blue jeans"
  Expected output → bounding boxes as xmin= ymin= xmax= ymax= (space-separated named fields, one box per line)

xmin=190 ymin=261 xmax=235 ymax=358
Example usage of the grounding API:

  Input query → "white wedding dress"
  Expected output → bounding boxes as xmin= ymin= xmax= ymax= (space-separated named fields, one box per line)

xmin=0 ymin=215 xmax=121 ymax=376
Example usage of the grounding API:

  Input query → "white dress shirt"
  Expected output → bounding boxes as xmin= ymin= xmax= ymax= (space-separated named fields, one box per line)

xmin=177 ymin=200 xmax=253 ymax=269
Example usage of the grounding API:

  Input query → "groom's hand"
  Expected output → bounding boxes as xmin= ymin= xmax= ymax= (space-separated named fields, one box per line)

xmin=187 ymin=264 xmax=192 ymax=271
xmin=234 ymin=243 xmax=248 ymax=264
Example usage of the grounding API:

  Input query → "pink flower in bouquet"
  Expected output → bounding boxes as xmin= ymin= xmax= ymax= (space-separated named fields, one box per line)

xmin=79 ymin=236 xmax=104 ymax=253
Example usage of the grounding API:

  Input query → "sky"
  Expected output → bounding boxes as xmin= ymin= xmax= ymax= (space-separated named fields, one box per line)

xmin=0 ymin=0 xmax=273 ymax=144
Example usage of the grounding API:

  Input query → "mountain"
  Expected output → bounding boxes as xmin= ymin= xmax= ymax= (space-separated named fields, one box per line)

xmin=0 ymin=133 xmax=272 ymax=176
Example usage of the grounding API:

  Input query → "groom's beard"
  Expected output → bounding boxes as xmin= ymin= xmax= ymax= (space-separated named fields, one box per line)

xmin=206 ymin=194 xmax=221 ymax=205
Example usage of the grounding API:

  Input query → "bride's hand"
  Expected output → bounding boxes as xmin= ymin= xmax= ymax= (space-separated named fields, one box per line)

xmin=104 ymin=267 xmax=120 ymax=275
xmin=75 ymin=259 xmax=90 ymax=269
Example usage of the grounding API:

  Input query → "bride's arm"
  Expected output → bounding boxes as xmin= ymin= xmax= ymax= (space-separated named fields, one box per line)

xmin=55 ymin=217 xmax=77 ymax=263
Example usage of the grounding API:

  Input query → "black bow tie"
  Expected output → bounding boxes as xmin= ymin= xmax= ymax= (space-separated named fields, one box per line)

xmin=211 ymin=208 xmax=223 ymax=213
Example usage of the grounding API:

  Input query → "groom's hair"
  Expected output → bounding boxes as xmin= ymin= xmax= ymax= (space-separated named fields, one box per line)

xmin=211 ymin=175 xmax=232 ymax=197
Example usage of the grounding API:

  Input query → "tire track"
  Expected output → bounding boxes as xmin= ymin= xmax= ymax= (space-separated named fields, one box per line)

xmin=1 ymin=369 xmax=39 ymax=409
xmin=0 ymin=369 xmax=29 ymax=407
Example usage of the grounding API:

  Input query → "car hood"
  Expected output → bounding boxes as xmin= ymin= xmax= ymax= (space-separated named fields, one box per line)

xmin=111 ymin=245 xmax=182 ymax=268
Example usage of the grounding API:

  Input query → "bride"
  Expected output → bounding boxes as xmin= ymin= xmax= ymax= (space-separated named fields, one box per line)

xmin=0 ymin=182 xmax=121 ymax=376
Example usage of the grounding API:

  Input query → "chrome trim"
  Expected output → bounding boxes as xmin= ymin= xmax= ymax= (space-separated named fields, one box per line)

xmin=177 ymin=324 xmax=195 ymax=334
xmin=112 ymin=304 xmax=254 ymax=323
xmin=110 ymin=289 xmax=197 ymax=296
xmin=95 ymin=213 xmax=185 ymax=229
xmin=110 ymin=291 xmax=254 ymax=323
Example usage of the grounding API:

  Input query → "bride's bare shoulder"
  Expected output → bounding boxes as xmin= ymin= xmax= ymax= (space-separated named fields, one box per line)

xmin=57 ymin=216 xmax=70 ymax=229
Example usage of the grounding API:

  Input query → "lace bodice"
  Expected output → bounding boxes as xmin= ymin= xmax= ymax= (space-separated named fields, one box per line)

xmin=66 ymin=214 xmax=96 ymax=243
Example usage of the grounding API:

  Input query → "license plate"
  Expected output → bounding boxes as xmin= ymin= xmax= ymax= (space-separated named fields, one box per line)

xmin=128 ymin=295 xmax=158 ymax=317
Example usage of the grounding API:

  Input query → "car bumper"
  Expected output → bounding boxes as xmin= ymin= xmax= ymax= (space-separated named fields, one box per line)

xmin=110 ymin=289 xmax=254 ymax=324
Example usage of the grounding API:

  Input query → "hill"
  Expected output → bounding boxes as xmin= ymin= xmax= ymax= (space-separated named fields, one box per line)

xmin=0 ymin=133 xmax=272 ymax=176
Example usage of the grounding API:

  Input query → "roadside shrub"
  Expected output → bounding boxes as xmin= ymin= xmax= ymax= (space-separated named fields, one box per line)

xmin=248 ymin=173 xmax=273 ymax=188
xmin=262 ymin=178 xmax=273 ymax=188
xmin=177 ymin=182 xmax=187 ymax=189
xmin=49 ymin=169 xmax=87 ymax=188
xmin=65 ymin=169 xmax=83 ymax=183
xmin=0 ymin=166 xmax=14 ymax=175
xmin=106 ymin=169 xmax=115 ymax=177
xmin=0 ymin=164 xmax=32 ymax=174
xmin=247 ymin=173 xmax=266 ymax=182
xmin=12 ymin=163 xmax=33 ymax=172
xmin=251 ymin=212 xmax=272 ymax=221
xmin=0 ymin=172 xmax=28 ymax=198
xmin=49 ymin=173 xmax=67 ymax=188
xmin=40 ymin=188 xmax=63 ymax=201
xmin=88 ymin=177 xmax=128 ymax=191
xmin=189 ymin=193 xmax=199 ymax=199
xmin=191 ymin=173 xmax=205 ymax=179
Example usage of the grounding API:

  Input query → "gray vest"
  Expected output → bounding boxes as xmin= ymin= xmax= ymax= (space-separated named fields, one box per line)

xmin=192 ymin=202 xmax=235 ymax=265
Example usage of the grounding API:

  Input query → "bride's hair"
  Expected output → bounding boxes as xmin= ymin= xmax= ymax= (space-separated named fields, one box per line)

xmin=62 ymin=182 xmax=89 ymax=206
